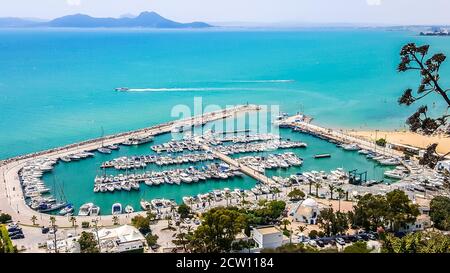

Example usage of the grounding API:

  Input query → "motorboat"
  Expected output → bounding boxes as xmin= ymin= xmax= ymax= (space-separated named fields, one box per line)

xmin=58 ymin=204 xmax=74 ymax=216
xmin=90 ymin=205 xmax=101 ymax=216
xmin=112 ymin=203 xmax=122 ymax=215
xmin=98 ymin=147 xmax=112 ymax=154
xmin=125 ymin=205 xmax=134 ymax=214
xmin=115 ymin=87 xmax=129 ymax=91
xmin=140 ymin=200 xmax=151 ymax=211
xmin=78 ymin=203 xmax=94 ymax=216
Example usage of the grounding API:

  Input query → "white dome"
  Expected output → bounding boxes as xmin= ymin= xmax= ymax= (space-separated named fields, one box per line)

xmin=301 ymin=198 xmax=318 ymax=207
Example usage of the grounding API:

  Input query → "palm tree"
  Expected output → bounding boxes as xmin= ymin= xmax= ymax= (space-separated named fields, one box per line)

xmin=297 ymin=225 xmax=307 ymax=234
xmin=309 ymin=180 xmax=313 ymax=195
xmin=70 ymin=216 xmax=76 ymax=227
xmin=314 ymin=182 xmax=321 ymax=197
xmin=336 ymin=188 xmax=345 ymax=212
xmin=173 ymin=232 xmax=189 ymax=252
xmin=328 ymin=184 xmax=336 ymax=200
xmin=281 ymin=219 xmax=291 ymax=230
xmin=112 ymin=216 xmax=119 ymax=225
xmin=31 ymin=215 xmax=37 ymax=226
xmin=49 ymin=216 xmax=57 ymax=253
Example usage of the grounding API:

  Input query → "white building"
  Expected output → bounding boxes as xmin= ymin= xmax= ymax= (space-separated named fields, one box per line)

xmin=97 ymin=224 xmax=146 ymax=253
xmin=399 ymin=215 xmax=432 ymax=233
xmin=251 ymin=226 xmax=286 ymax=249
xmin=293 ymin=198 xmax=320 ymax=225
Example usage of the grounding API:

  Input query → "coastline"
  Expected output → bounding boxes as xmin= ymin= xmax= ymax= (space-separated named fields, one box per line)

xmin=348 ymin=130 xmax=450 ymax=155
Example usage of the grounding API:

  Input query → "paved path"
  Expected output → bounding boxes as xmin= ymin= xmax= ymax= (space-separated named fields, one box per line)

xmin=200 ymin=143 xmax=276 ymax=185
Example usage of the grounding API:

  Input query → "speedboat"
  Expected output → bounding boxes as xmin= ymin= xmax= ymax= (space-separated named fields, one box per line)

xmin=90 ymin=205 xmax=101 ymax=216
xmin=112 ymin=203 xmax=122 ymax=215
xmin=58 ymin=204 xmax=74 ymax=216
xmin=98 ymin=147 xmax=112 ymax=154
xmin=106 ymin=144 xmax=120 ymax=150
xmin=125 ymin=205 xmax=134 ymax=214
xmin=140 ymin=200 xmax=151 ymax=211
xmin=78 ymin=203 xmax=94 ymax=216
xmin=115 ymin=87 xmax=129 ymax=91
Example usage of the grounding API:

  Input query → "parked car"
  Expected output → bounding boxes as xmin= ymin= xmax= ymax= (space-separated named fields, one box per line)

xmin=316 ymin=240 xmax=325 ymax=247
xmin=10 ymin=234 xmax=24 ymax=240
xmin=335 ymin=237 xmax=346 ymax=246
xmin=41 ymin=227 xmax=50 ymax=234
xmin=360 ymin=234 xmax=369 ymax=241
xmin=367 ymin=233 xmax=377 ymax=240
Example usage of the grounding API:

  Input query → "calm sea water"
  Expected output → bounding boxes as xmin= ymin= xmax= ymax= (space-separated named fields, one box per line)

xmin=1 ymin=28 xmax=450 ymax=160
xmin=2 ymin=28 xmax=450 ymax=215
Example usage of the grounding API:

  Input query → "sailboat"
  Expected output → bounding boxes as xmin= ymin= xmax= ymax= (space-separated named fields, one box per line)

xmin=97 ymin=126 xmax=112 ymax=154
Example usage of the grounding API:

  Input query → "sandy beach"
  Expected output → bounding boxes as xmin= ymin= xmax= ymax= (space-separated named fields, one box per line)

xmin=348 ymin=130 xmax=450 ymax=155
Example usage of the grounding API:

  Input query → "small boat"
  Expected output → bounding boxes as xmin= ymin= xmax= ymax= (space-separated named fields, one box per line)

xmin=106 ymin=144 xmax=120 ymax=150
xmin=78 ymin=203 xmax=94 ymax=216
xmin=60 ymin=156 xmax=71 ymax=163
xmin=90 ymin=205 xmax=101 ymax=216
xmin=58 ymin=204 xmax=74 ymax=216
xmin=125 ymin=205 xmax=134 ymax=214
xmin=314 ymin=154 xmax=331 ymax=159
xmin=98 ymin=147 xmax=112 ymax=154
xmin=140 ymin=200 xmax=151 ymax=211
xmin=38 ymin=202 xmax=67 ymax=213
xmin=115 ymin=87 xmax=129 ymax=91
xmin=112 ymin=203 xmax=122 ymax=215
xmin=342 ymin=144 xmax=360 ymax=151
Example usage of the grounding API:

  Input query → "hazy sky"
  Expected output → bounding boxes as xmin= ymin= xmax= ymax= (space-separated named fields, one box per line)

xmin=1 ymin=0 xmax=450 ymax=25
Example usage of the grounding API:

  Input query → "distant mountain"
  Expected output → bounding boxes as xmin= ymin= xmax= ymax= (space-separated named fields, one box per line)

xmin=0 ymin=17 xmax=40 ymax=27
xmin=0 ymin=12 xmax=212 ymax=28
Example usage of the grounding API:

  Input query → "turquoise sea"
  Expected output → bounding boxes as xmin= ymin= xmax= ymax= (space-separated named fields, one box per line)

xmin=2 ymin=28 xmax=450 ymax=214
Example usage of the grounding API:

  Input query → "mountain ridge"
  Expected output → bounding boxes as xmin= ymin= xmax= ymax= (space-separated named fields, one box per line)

xmin=0 ymin=12 xmax=212 ymax=28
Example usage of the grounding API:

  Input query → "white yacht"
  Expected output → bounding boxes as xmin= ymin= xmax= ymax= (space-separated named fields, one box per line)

xmin=78 ymin=202 xmax=94 ymax=216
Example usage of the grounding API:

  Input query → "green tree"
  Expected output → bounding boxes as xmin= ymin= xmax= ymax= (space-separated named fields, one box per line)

xmin=352 ymin=194 xmax=389 ymax=231
xmin=287 ymin=188 xmax=305 ymax=201
xmin=308 ymin=230 xmax=318 ymax=239
xmin=281 ymin=219 xmax=291 ymax=230
xmin=328 ymin=184 xmax=336 ymax=200
xmin=187 ymin=207 xmax=247 ymax=252
xmin=430 ymin=196 xmax=450 ymax=230
xmin=70 ymin=216 xmax=76 ymax=227
xmin=0 ymin=213 xmax=12 ymax=224
xmin=131 ymin=215 xmax=151 ymax=234
xmin=397 ymin=43 xmax=450 ymax=136
xmin=146 ymin=233 xmax=159 ymax=248
xmin=78 ymin=231 xmax=99 ymax=253
xmin=112 ymin=216 xmax=119 ymax=225
xmin=375 ymin=138 xmax=387 ymax=147
xmin=31 ymin=215 xmax=37 ymax=226
xmin=385 ymin=190 xmax=420 ymax=232
xmin=314 ymin=182 xmax=321 ymax=197
xmin=317 ymin=207 xmax=349 ymax=236
xmin=336 ymin=188 xmax=345 ymax=212
xmin=178 ymin=204 xmax=191 ymax=219
xmin=172 ymin=232 xmax=189 ymax=252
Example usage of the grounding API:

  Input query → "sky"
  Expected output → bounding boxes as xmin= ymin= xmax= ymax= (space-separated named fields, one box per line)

xmin=1 ymin=0 xmax=450 ymax=25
